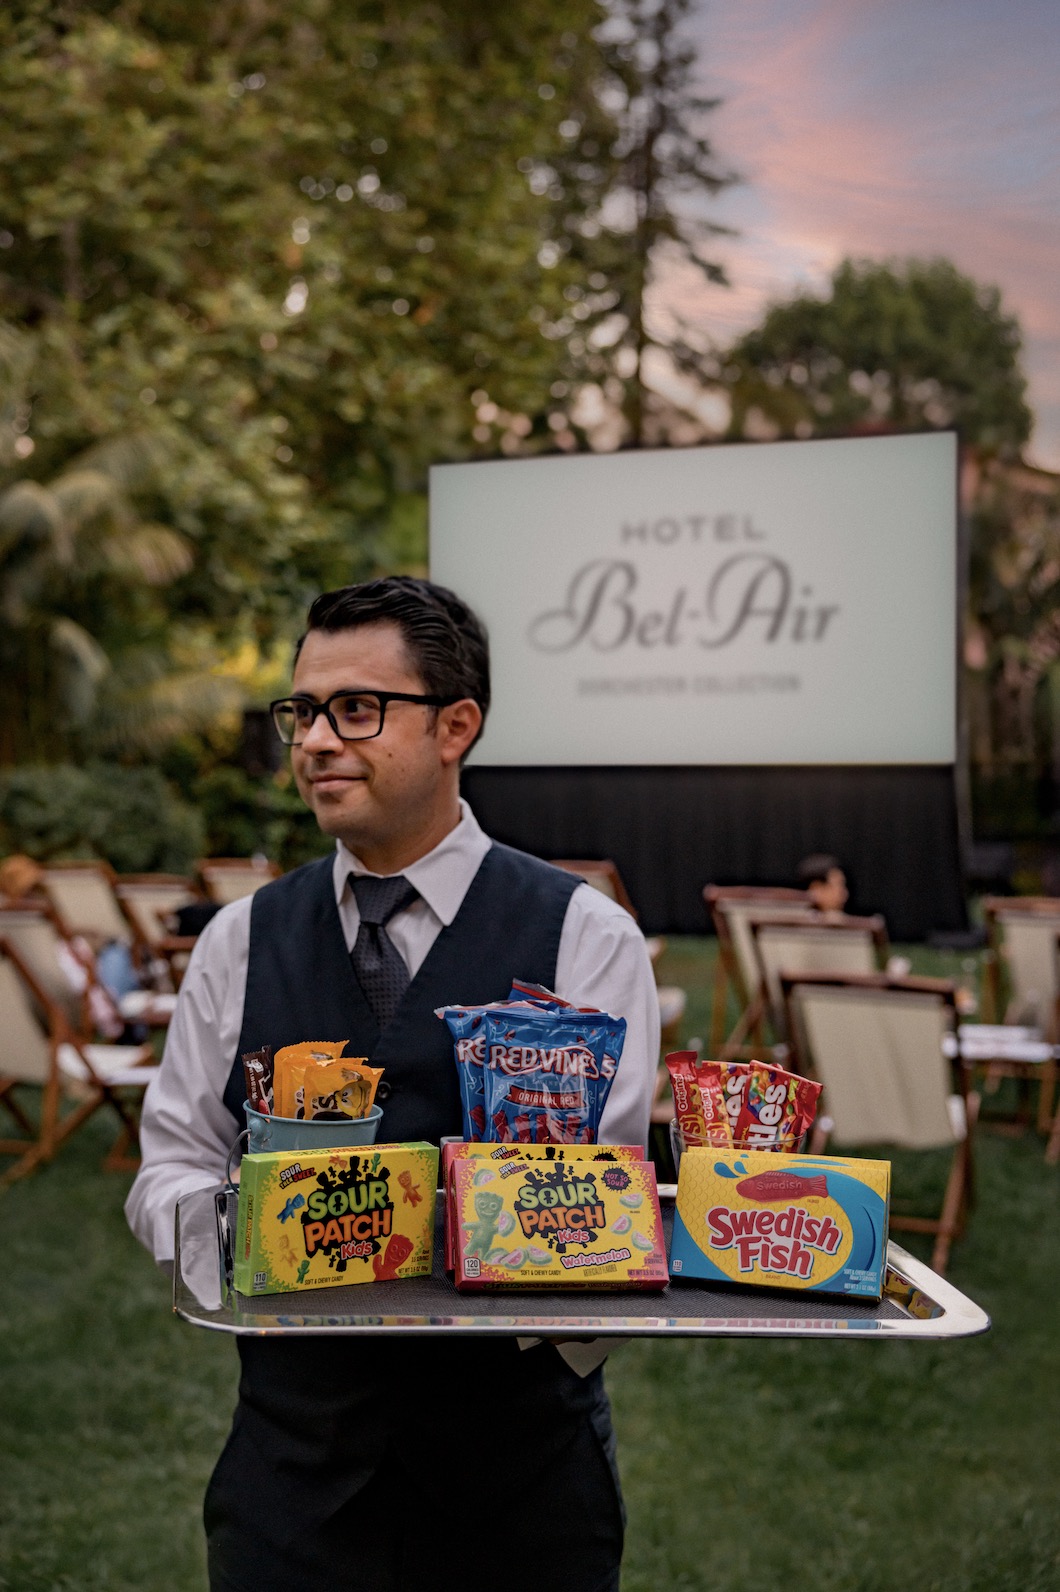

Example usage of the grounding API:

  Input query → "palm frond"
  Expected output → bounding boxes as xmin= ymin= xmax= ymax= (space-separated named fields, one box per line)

xmin=99 ymin=522 xmax=194 ymax=585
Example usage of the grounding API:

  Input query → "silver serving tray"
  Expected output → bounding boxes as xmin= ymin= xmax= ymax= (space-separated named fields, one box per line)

xmin=173 ymin=1186 xmax=990 ymax=1341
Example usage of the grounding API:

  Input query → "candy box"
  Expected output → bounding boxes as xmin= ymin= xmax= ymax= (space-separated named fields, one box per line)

xmin=669 ymin=1148 xmax=890 ymax=1300
xmin=232 ymin=1142 xmax=438 ymax=1296
xmin=441 ymin=1141 xmax=643 ymax=1269
xmin=452 ymin=1153 xmax=668 ymax=1291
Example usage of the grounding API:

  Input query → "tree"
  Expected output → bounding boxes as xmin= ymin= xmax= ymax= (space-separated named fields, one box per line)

xmin=722 ymin=257 xmax=1032 ymax=456
xmin=560 ymin=0 xmax=735 ymax=446
xmin=0 ymin=0 xmax=640 ymax=760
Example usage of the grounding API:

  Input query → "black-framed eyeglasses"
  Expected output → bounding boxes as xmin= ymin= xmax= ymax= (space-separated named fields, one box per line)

xmin=269 ymin=689 xmax=459 ymax=746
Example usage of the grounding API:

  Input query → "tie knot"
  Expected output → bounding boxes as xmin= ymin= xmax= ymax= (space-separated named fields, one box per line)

xmin=351 ymin=873 xmax=418 ymax=927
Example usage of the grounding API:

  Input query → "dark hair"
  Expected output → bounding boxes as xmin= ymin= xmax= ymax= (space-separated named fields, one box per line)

xmin=796 ymin=853 xmax=844 ymax=888
xmin=297 ymin=577 xmax=490 ymax=748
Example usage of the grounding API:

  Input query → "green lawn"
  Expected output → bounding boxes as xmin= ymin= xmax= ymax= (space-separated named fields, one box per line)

xmin=2 ymin=940 xmax=1058 ymax=1591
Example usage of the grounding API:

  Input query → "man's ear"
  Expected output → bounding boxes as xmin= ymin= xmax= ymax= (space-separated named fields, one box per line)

xmin=437 ymin=698 xmax=483 ymax=766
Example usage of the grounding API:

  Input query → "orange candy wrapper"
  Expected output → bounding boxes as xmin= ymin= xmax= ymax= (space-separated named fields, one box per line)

xmin=302 ymin=1060 xmax=384 ymax=1122
xmin=272 ymin=1043 xmax=382 ymax=1121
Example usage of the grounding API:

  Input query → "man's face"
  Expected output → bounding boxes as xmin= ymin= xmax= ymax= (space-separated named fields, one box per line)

xmin=288 ymin=621 xmax=479 ymax=865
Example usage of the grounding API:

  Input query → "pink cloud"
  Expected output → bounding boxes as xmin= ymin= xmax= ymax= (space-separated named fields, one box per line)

xmin=657 ymin=0 xmax=1060 ymax=466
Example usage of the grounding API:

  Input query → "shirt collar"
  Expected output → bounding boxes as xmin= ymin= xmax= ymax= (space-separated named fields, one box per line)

xmin=331 ymin=799 xmax=492 ymax=927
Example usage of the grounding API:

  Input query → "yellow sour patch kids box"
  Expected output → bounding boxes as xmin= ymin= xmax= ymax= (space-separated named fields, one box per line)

xmin=669 ymin=1148 xmax=890 ymax=1300
xmin=452 ymin=1153 xmax=668 ymax=1291
xmin=233 ymin=1142 xmax=438 ymax=1296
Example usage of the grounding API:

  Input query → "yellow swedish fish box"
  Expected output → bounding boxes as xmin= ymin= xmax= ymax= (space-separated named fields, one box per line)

xmin=233 ymin=1142 xmax=437 ymax=1296
xmin=669 ymin=1148 xmax=890 ymax=1299
xmin=453 ymin=1154 xmax=668 ymax=1290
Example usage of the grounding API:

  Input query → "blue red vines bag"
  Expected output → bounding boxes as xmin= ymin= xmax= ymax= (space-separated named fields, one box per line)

xmin=437 ymin=994 xmax=626 ymax=1145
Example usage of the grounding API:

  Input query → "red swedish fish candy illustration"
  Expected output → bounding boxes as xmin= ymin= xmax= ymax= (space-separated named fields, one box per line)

xmin=735 ymin=1170 xmax=828 ymax=1202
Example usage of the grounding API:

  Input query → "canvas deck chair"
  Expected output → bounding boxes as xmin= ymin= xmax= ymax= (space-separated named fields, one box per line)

xmin=0 ymin=938 xmax=159 ymax=1187
xmin=115 ymin=875 xmax=200 ymax=993
xmin=197 ymin=856 xmax=281 ymax=905
xmin=981 ymin=896 xmax=1060 ymax=1032
xmin=782 ymin=971 xmax=978 ymax=1272
xmin=704 ymin=885 xmax=813 ymax=1053
xmin=40 ymin=860 xmax=132 ymax=948
xmin=735 ymin=913 xmax=889 ymax=1054
xmin=0 ymin=899 xmax=90 ymax=1034
xmin=0 ymin=898 xmax=178 ymax=1035
xmin=977 ymin=897 xmax=1060 ymax=1131
xmin=552 ymin=858 xmax=687 ymax=1045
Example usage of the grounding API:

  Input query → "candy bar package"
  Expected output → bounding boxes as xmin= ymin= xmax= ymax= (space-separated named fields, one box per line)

xmin=441 ymin=1140 xmax=644 ymax=1270
xmin=452 ymin=1152 xmax=668 ymax=1291
xmin=438 ymin=989 xmax=626 ymax=1146
xmin=669 ymin=1147 xmax=890 ymax=1299
xmin=241 ymin=1046 xmax=273 ymax=1115
xmin=273 ymin=1041 xmax=350 ymax=1119
xmin=665 ymin=1053 xmax=731 ymax=1149
xmin=232 ymin=1142 xmax=437 ymax=1296
xmin=734 ymin=1061 xmax=821 ymax=1151
xmin=665 ymin=1054 xmax=820 ymax=1154
xmin=302 ymin=1060 xmax=384 ymax=1121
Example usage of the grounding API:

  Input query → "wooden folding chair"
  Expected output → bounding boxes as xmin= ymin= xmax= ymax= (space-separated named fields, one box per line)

xmin=197 ymin=856 xmax=282 ymax=905
xmin=39 ymin=860 xmax=133 ymax=947
xmin=551 ymin=858 xmax=687 ymax=1045
xmin=975 ymin=897 xmax=1060 ymax=1131
xmin=703 ymin=885 xmax=813 ymax=1053
xmin=550 ymin=858 xmax=639 ymax=919
xmin=782 ymin=971 xmax=978 ymax=1273
xmin=981 ymin=896 xmax=1060 ymax=1030
xmin=733 ymin=912 xmax=889 ymax=1055
xmin=0 ymin=938 xmax=159 ymax=1186
xmin=0 ymin=899 xmax=91 ymax=1035
xmin=115 ymin=874 xmax=200 ymax=992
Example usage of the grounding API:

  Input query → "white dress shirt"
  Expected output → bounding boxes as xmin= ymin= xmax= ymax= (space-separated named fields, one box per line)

xmin=126 ymin=801 xmax=660 ymax=1266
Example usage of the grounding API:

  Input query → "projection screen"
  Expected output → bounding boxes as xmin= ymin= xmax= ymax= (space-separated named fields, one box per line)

xmin=429 ymin=431 xmax=957 ymax=767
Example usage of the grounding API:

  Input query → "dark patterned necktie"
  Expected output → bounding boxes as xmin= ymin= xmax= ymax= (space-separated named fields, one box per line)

xmin=349 ymin=874 xmax=419 ymax=1029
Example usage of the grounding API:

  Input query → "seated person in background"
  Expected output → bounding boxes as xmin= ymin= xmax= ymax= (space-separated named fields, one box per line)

xmin=796 ymin=852 xmax=849 ymax=916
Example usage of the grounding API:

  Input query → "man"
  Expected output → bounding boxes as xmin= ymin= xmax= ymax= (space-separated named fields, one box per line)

xmin=126 ymin=577 xmax=659 ymax=1592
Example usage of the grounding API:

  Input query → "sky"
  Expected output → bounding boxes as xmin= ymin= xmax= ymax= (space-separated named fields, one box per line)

xmin=664 ymin=0 xmax=1060 ymax=467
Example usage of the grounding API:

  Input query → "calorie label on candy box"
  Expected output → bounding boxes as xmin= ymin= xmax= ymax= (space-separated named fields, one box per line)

xmin=669 ymin=1147 xmax=890 ymax=1299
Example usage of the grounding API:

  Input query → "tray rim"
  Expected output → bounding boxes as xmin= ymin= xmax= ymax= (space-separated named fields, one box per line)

xmin=172 ymin=1186 xmax=991 ymax=1342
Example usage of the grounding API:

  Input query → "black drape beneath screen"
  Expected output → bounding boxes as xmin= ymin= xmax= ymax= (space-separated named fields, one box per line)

xmin=461 ymin=765 xmax=966 ymax=942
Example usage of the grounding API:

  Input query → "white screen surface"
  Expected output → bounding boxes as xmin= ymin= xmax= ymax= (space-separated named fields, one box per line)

xmin=429 ymin=432 xmax=956 ymax=766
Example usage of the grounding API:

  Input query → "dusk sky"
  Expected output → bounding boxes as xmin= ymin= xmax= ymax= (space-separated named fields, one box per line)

xmin=667 ymin=0 xmax=1060 ymax=467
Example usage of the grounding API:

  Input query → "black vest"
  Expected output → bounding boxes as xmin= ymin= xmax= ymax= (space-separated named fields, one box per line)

xmin=224 ymin=842 xmax=581 ymax=1142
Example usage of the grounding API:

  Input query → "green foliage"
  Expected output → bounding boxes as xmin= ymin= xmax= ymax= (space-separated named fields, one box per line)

xmin=0 ymin=761 xmax=204 ymax=872
xmin=1 ymin=0 xmax=694 ymax=764
xmin=0 ymin=3 xmax=628 ymax=610
xmin=193 ymin=765 xmax=331 ymax=870
xmin=723 ymin=257 xmax=1032 ymax=455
